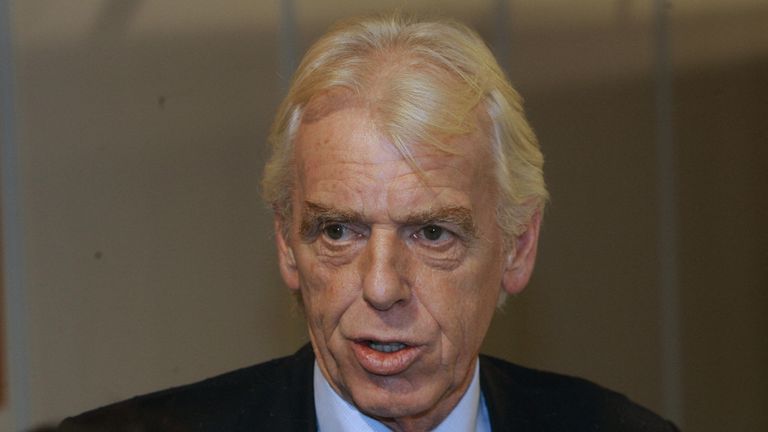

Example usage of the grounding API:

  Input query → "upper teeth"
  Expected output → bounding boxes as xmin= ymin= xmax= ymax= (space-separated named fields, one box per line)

xmin=369 ymin=341 xmax=407 ymax=353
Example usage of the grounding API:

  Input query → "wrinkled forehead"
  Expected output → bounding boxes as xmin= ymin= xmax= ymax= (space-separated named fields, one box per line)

xmin=292 ymin=104 xmax=499 ymax=226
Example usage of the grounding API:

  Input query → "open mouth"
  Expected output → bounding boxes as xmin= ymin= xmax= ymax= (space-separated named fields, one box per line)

xmin=367 ymin=341 xmax=408 ymax=353
xmin=352 ymin=339 xmax=420 ymax=375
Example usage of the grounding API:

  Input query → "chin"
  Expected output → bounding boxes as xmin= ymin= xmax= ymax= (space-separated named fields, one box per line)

xmin=348 ymin=378 xmax=441 ymax=420
xmin=356 ymin=398 xmax=425 ymax=420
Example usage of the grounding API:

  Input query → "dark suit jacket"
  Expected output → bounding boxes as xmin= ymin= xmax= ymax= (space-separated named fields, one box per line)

xmin=59 ymin=344 xmax=679 ymax=431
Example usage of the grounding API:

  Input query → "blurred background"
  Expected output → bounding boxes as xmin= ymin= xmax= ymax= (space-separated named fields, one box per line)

xmin=1 ymin=0 xmax=766 ymax=430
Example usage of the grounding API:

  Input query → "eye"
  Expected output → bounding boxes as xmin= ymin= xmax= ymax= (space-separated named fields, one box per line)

xmin=323 ymin=223 xmax=346 ymax=240
xmin=414 ymin=224 xmax=455 ymax=245
xmin=422 ymin=225 xmax=444 ymax=241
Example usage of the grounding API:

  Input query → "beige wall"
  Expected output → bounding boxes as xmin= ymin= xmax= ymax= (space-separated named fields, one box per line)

xmin=1 ymin=1 xmax=766 ymax=430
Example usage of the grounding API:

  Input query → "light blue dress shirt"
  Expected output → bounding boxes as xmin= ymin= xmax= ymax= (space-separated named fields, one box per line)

xmin=314 ymin=360 xmax=491 ymax=431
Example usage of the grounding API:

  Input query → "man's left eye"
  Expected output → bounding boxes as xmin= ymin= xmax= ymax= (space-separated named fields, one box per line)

xmin=422 ymin=225 xmax=444 ymax=241
xmin=417 ymin=225 xmax=452 ymax=243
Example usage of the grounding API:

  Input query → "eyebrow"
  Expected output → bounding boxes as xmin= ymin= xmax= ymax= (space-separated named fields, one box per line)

xmin=402 ymin=206 xmax=478 ymax=239
xmin=300 ymin=201 xmax=477 ymax=239
xmin=300 ymin=202 xmax=362 ymax=239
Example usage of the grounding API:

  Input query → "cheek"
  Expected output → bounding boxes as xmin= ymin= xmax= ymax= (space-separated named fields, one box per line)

xmin=414 ymin=259 xmax=502 ymax=351
xmin=296 ymin=253 xmax=359 ymax=332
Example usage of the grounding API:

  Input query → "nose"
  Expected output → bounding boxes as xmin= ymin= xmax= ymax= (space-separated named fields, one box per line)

xmin=361 ymin=229 xmax=410 ymax=311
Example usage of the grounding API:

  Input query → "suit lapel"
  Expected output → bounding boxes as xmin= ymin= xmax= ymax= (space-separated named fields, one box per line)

xmin=244 ymin=343 xmax=317 ymax=431
xmin=480 ymin=355 xmax=532 ymax=431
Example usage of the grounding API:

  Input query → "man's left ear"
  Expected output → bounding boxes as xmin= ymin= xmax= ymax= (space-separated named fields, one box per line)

xmin=501 ymin=211 xmax=542 ymax=295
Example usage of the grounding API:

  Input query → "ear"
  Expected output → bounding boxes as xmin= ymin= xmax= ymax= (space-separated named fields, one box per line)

xmin=275 ymin=216 xmax=300 ymax=292
xmin=501 ymin=211 xmax=542 ymax=295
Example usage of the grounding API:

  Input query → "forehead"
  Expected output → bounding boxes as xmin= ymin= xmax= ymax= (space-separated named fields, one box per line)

xmin=292 ymin=105 xmax=497 ymax=217
xmin=297 ymin=107 xmax=492 ymax=170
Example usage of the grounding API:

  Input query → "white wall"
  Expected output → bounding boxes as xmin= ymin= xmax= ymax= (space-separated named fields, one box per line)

xmin=6 ymin=1 xmax=308 ymax=428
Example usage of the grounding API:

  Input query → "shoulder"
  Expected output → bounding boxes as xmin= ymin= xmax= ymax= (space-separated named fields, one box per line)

xmin=58 ymin=344 xmax=316 ymax=432
xmin=479 ymin=354 xmax=680 ymax=432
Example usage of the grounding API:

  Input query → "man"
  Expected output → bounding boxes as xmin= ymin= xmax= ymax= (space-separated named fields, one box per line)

xmin=60 ymin=15 xmax=679 ymax=432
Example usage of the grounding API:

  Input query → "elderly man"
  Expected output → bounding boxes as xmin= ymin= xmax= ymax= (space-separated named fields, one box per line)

xmin=60 ymin=15 xmax=678 ymax=432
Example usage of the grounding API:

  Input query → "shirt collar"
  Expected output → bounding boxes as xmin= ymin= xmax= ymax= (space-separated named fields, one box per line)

xmin=314 ymin=359 xmax=491 ymax=432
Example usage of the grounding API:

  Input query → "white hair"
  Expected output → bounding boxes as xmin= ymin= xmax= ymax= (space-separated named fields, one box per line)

xmin=262 ymin=14 xmax=548 ymax=247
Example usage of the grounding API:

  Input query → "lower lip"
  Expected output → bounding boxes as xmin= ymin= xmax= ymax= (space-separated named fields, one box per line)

xmin=351 ymin=341 xmax=421 ymax=376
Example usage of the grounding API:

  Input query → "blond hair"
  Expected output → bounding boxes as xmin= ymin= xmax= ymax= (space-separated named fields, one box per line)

xmin=262 ymin=14 xmax=547 ymax=243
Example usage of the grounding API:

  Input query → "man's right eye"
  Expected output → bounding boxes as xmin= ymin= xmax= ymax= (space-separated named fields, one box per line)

xmin=322 ymin=223 xmax=346 ymax=240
